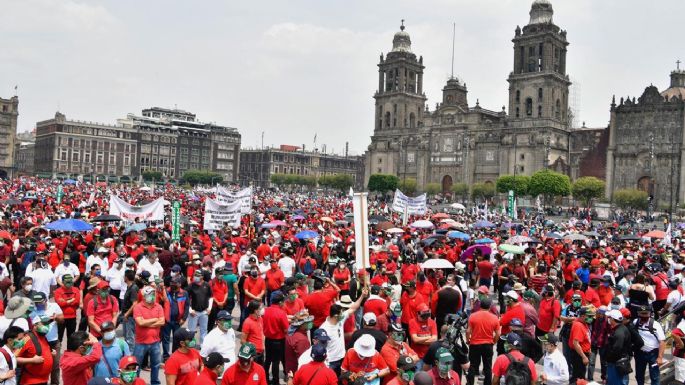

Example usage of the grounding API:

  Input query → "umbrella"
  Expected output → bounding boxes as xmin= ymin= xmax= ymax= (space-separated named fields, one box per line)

xmin=427 ymin=233 xmax=446 ymax=240
xmin=644 ymin=230 xmax=666 ymax=239
xmin=545 ymin=232 xmax=563 ymax=239
xmin=261 ymin=223 xmax=278 ymax=229
xmin=505 ymin=235 xmax=534 ymax=244
xmin=320 ymin=216 xmax=334 ymax=223
xmin=335 ymin=220 xmax=349 ymax=226
xmin=543 ymin=220 xmax=555 ymax=227
xmin=295 ymin=230 xmax=318 ymax=240
xmin=369 ymin=215 xmax=388 ymax=224
xmin=410 ymin=220 xmax=434 ymax=229
xmin=91 ymin=214 xmax=122 ymax=222
xmin=620 ymin=234 xmax=640 ymax=241
xmin=45 ymin=219 xmax=93 ymax=232
xmin=139 ymin=186 xmax=152 ymax=192
xmin=386 ymin=228 xmax=405 ymax=234
xmin=447 ymin=231 xmax=470 ymax=241
xmin=269 ymin=220 xmax=288 ymax=227
xmin=498 ymin=244 xmax=526 ymax=255
xmin=475 ymin=238 xmax=495 ymax=244
xmin=344 ymin=213 xmax=354 ymax=219
xmin=440 ymin=218 xmax=456 ymax=224
xmin=123 ymin=223 xmax=147 ymax=234
xmin=0 ymin=230 xmax=11 ymax=239
xmin=421 ymin=238 xmax=442 ymax=246
xmin=461 ymin=245 xmax=492 ymax=260
xmin=376 ymin=221 xmax=395 ymax=231
xmin=583 ymin=231 xmax=601 ymax=237
xmin=431 ymin=213 xmax=449 ymax=220
xmin=450 ymin=203 xmax=466 ymax=210
xmin=421 ymin=259 xmax=455 ymax=269
xmin=63 ymin=179 xmax=77 ymax=185
xmin=0 ymin=199 xmax=21 ymax=206
xmin=563 ymin=233 xmax=588 ymax=241
xmin=292 ymin=215 xmax=305 ymax=220
xmin=473 ymin=220 xmax=496 ymax=229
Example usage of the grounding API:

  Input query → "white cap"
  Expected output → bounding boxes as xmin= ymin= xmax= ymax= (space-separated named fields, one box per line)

xmin=505 ymin=290 xmax=519 ymax=300
xmin=607 ymin=310 xmax=623 ymax=322
xmin=362 ymin=312 xmax=377 ymax=325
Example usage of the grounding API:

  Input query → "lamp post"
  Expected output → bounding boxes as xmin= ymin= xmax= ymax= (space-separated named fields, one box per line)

xmin=463 ymin=136 xmax=470 ymax=186
xmin=648 ymin=133 xmax=655 ymax=221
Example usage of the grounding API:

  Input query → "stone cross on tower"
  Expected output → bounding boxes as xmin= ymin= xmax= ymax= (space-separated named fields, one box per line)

xmin=401 ymin=19 xmax=405 ymax=30
xmin=677 ymin=60 xmax=681 ymax=70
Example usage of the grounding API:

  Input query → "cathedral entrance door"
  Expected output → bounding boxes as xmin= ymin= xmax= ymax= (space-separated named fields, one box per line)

xmin=441 ymin=175 xmax=453 ymax=193
xmin=637 ymin=176 xmax=654 ymax=195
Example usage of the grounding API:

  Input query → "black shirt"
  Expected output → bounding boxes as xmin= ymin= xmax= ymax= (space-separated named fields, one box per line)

xmin=122 ymin=283 xmax=139 ymax=314
xmin=187 ymin=282 xmax=213 ymax=311
xmin=435 ymin=287 xmax=462 ymax=324
xmin=349 ymin=327 xmax=388 ymax=352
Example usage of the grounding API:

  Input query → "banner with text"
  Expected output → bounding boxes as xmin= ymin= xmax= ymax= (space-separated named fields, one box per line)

xmin=215 ymin=186 xmax=252 ymax=214
xmin=109 ymin=195 xmax=165 ymax=221
xmin=203 ymin=198 xmax=242 ymax=231
xmin=391 ymin=189 xmax=427 ymax=215
xmin=352 ymin=192 xmax=370 ymax=272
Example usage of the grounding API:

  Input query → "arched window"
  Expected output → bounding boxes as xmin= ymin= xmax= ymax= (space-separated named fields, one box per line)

xmin=526 ymin=98 xmax=533 ymax=116
xmin=538 ymin=105 xmax=542 ymax=117
xmin=555 ymin=99 xmax=561 ymax=119
xmin=385 ymin=112 xmax=391 ymax=127
xmin=409 ymin=113 xmax=416 ymax=128
xmin=516 ymin=90 xmax=521 ymax=103
xmin=538 ymin=88 xmax=543 ymax=100
xmin=515 ymin=107 xmax=520 ymax=118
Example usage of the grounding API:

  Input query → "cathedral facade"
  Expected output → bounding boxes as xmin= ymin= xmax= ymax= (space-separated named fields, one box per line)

xmin=364 ymin=0 xmax=604 ymax=192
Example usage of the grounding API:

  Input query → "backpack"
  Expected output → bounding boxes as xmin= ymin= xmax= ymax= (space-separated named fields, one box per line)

xmin=302 ymin=259 xmax=314 ymax=276
xmin=631 ymin=319 xmax=659 ymax=351
xmin=504 ymin=353 xmax=531 ymax=385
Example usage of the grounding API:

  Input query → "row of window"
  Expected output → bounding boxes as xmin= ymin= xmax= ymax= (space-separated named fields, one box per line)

xmin=58 ymin=149 xmax=133 ymax=166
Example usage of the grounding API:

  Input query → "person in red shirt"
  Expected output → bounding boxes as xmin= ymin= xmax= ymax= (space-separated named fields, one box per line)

xmin=569 ymin=306 xmax=594 ymax=384
xmin=491 ymin=333 xmax=537 ymax=385
xmin=244 ymin=267 xmax=267 ymax=306
xmin=415 ymin=272 xmax=435 ymax=304
xmin=332 ymin=260 xmax=351 ymax=294
xmin=466 ymin=297 xmax=500 ymax=385
xmin=536 ymin=284 xmax=560 ymax=338
xmin=242 ymin=300 xmax=266 ymax=366
xmin=209 ymin=267 xmax=229 ymax=328
xmin=222 ymin=342 xmax=268 ymax=385
xmin=400 ymin=281 xmax=426 ymax=329
xmin=133 ymin=286 xmax=165 ymax=385
xmin=54 ymin=273 xmax=80 ymax=344
xmin=118 ymin=355 xmax=147 ymax=385
xmin=304 ymin=278 xmax=339 ymax=329
xmin=265 ymin=259 xmax=285 ymax=303
xmin=597 ymin=276 xmax=615 ymax=306
xmin=584 ymin=279 xmax=602 ymax=308
xmin=283 ymin=286 xmax=305 ymax=318
xmin=16 ymin=318 xmax=54 ymax=385
xmin=165 ymin=328 xmax=203 ymax=385
xmin=342 ymin=334 xmax=390 ymax=382
xmin=386 ymin=355 xmax=418 ymax=385
xmin=476 ymin=255 xmax=495 ymax=288
xmin=59 ymin=331 xmax=102 ymax=385
xmin=380 ymin=324 xmax=419 ymax=385
xmin=408 ymin=303 xmax=438 ymax=361
xmin=256 ymin=239 xmax=272 ymax=261
xmin=498 ymin=291 xmax=525 ymax=354
xmin=288 ymin=344 xmax=338 ymax=385
xmin=363 ymin=285 xmax=389 ymax=317
xmin=197 ymin=352 xmax=229 ymax=385
xmin=429 ymin=348 xmax=461 ymax=385
xmin=263 ymin=291 xmax=290 ymax=385
xmin=86 ymin=280 xmax=120 ymax=338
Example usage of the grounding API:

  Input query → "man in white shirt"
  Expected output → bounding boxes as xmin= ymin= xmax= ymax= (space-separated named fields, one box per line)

xmin=200 ymin=311 xmax=236 ymax=374
xmin=634 ymin=305 xmax=666 ymax=385
xmin=238 ymin=251 xmax=255 ymax=276
xmin=27 ymin=260 xmax=56 ymax=299
xmin=106 ymin=258 xmax=126 ymax=300
xmin=278 ymin=252 xmax=296 ymax=279
xmin=86 ymin=248 xmax=110 ymax=273
xmin=319 ymin=290 xmax=367 ymax=376
xmin=136 ymin=253 xmax=164 ymax=278
xmin=53 ymin=255 xmax=80 ymax=286
xmin=540 ymin=333 xmax=569 ymax=385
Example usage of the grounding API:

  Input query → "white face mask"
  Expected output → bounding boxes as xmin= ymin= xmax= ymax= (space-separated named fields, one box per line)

xmin=103 ymin=331 xmax=116 ymax=341
xmin=258 ymin=308 xmax=265 ymax=317
xmin=24 ymin=284 xmax=32 ymax=292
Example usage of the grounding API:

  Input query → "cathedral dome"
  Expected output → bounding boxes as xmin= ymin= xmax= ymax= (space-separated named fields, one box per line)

xmin=392 ymin=22 xmax=412 ymax=53
xmin=660 ymin=70 xmax=685 ymax=100
xmin=529 ymin=0 xmax=554 ymax=25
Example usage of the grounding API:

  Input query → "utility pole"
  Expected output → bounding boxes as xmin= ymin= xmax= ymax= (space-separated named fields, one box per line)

xmin=648 ymin=133 xmax=655 ymax=221
xmin=463 ymin=136 xmax=470 ymax=185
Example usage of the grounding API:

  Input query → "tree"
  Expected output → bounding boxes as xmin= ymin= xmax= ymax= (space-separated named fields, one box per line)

xmin=319 ymin=174 xmax=354 ymax=191
xmin=398 ymin=178 xmax=417 ymax=195
xmin=528 ymin=169 xmax=571 ymax=206
xmin=572 ymin=177 xmax=606 ymax=208
xmin=142 ymin=170 xmax=163 ymax=181
xmin=182 ymin=170 xmax=223 ymax=185
xmin=496 ymin=175 xmax=530 ymax=196
xmin=367 ymin=174 xmax=399 ymax=193
xmin=613 ymin=188 xmax=649 ymax=211
xmin=471 ymin=183 xmax=495 ymax=202
xmin=425 ymin=183 xmax=441 ymax=195
xmin=270 ymin=174 xmax=286 ymax=186
xmin=451 ymin=183 xmax=469 ymax=202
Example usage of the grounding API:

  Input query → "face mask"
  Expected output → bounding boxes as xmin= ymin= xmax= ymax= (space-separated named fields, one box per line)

xmin=23 ymin=284 xmax=32 ymax=292
xmin=145 ymin=294 xmax=155 ymax=304
xmin=103 ymin=331 xmax=116 ymax=341
xmin=288 ymin=294 xmax=297 ymax=301
xmin=339 ymin=264 xmax=345 ymax=270
xmin=99 ymin=291 xmax=108 ymax=299
xmin=419 ymin=313 xmax=430 ymax=320
xmin=586 ymin=317 xmax=595 ymax=323
xmin=121 ymin=371 xmax=137 ymax=384
xmin=400 ymin=370 xmax=416 ymax=382
xmin=572 ymin=301 xmax=581 ymax=307
xmin=95 ymin=271 xmax=101 ymax=276
xmin=194 ymin=260 xmax=201 ymax=265
xmin=258 ymin=308 xmax=265 ymax=317
xmin=193 ymin=276 xmax=201 ymax=283
xmin=304 ymin=321 xmax=313 ymax=330
xmin=438 ymin=363 xmax=451 ymax=376
xmin=64 ymin=281 xmax=73 ymax=288
xmin=37 ymin=303 xmax=46 ymax=311
xmin=602 ymin=282 xmax=610 ymax=287
xmin=222 ymin=320 xmax=232 ymax=330
xmin=171 ymin=272 xmax=178 ymax=278
xmin=610 ymin=304 xmax=620 ymax=310
xmin=12 ymin=338 xmax=25 ymax=350
xmin=186 ymin=339 xmax=197 ymax=349
xmin=36 ymin=325 xmax=49 ymax=335
xmin=391 ymin=332 xmax=404 ymax=342
xmin=250 ymin=271 xmax=258 ymax=278
xmin=83 ymin=345 xmax=93 ymax=355
xmin=336 ymin=314 xmax=345 ymax=322
xmin=63 ymin=260 xmax=69 ymax=266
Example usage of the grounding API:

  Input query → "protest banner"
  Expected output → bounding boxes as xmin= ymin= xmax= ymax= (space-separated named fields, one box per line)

xmin=203 ymin=198 xmax=242 ymax=230
xmin=109 ymin=195 xmax=165 ymax=221
xmin=215 ymin=186 xmax=252 ymax=214
xmin=391 ymin=189 xmax=427 ymax=215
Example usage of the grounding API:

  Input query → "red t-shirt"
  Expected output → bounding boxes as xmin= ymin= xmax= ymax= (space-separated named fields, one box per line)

xmin=468 ymin=310 xmax=500 ymax=345
xmin=341 ymin=350 xmax=389 ymax=374
xmin=363 ymin=297 xmax=388 ymax=317
xmin=537 ymin=297 xmax=561 ymax=333
xmin=221 ymin=361 xmax=267 ymax=385
xmin=164 ymin=348 xmax=202 ymax=385
xmin=244 ymin=277 xmax=266 ymax=305
xmin=400 ymin=292 xmax=426 ymax=325
xmin=243 ymin=316 xmax=265 ymax=352
xmin=54 ymin=286 xmax=80 ymax=319
xmin=293 ymin=361 xmax=338 ymax=385
xmin=492 ymin=351 xmax=537 ymax=379
xmin=304 ymin=288 xmax=338 ymax=328
xmin=408 ymin=318 xmax=437 ymax=358
xmin=265 ymin=269 xmax=285 ymax=291
xmin=477 ymin=260 xmax=494 ymax=279
xmin=333 ymin=268 xmax=351 ymax=290
xmin=18 ymin=333 xmax=53 ymax=384
xmin=416 ymin=281 xmax=434 ymax=301
xmin=500 ymin=303 xmax=525 ymax=335
xmin=569 ymin=320 xmax=591 ymax=352
xmin=263 ymin=304 xmax=290 ymax=340
xmin=86 ymin=295 xmax=120 ymax=337
xmin=296 ymin=285 xmax=309 ymax=302
xmin=133 ymin=302 xmax=164 ymax=344
xmin=284 ymin=298 xmax=305 ymax=316
xmin=211 ymin=279 xmax=228 ymax=303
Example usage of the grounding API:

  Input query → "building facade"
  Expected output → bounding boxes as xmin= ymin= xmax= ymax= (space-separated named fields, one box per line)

xmin=0 ymin=96 xmax=18 ymax=178
xmin=364 ymin=0 xmax=605 ymax=192
xmin=239 ymin=145 xmax=364 ymax=189
xmin=606 ymin=69 xmax=685 ymax=210
xmin=14 ymin=130 xmax=35 ymax=175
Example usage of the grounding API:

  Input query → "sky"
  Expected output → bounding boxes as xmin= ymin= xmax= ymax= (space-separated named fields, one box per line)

xmin=2 ymin=0 xmax=684 ymax=156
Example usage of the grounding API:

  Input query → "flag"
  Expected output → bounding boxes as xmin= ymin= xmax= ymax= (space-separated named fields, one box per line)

xmin=665 ymin=223 xmax=672 ymax=246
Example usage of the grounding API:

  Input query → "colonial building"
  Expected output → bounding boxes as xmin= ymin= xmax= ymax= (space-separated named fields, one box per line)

xmin=364 ymin=0 xmax=605 ymax=192
xmin=239 ymin=145 xmax=364 ymax=189
xmin=0 ymin=96 xmax=18 ymax=178
xmin=14 ymin=130 xmax=35 ymax=175
xmin=606 ymin=68 xmax=685 ymax=210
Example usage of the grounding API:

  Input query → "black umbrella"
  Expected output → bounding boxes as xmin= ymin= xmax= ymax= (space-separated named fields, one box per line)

xmin=620 ymin=234 xmax=641 ymax=241
xmin=1 ymin=199 xmax=21 ymax=206
xmin=369 ymin=215 xmax=388 ymax=222
xmin=92 ymin=214 xmax=122 ymax=222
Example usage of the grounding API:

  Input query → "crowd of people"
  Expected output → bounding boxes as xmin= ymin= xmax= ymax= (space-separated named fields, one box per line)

xmin=0 ymin=177 xmax=681 ymax=385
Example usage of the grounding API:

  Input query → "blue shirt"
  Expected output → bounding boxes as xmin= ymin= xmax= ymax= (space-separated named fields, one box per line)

xmin=575 ymin=267 xmax=590 ymax=285
xmin=94 ymin=339 xmax=130 ymax=379
xmin=29 ymin=303 xmax=62 ymax=343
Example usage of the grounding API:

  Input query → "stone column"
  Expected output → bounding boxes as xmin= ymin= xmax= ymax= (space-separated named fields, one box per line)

xmin=606 ymin=109 xmax=617 ymax=200
xmin=679 ymin=107 xmax=685 ymax=203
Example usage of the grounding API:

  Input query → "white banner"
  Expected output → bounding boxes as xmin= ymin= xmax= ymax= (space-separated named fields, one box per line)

xmin=109 ymin=195 xmax=165 ymax=221
xmin=215 ymin=186 xmax=252 ymax=214
xmin=391 ymin=189 xmax=427 ymax=215
xmin=204 ymin=198 xmax=242 ymax=230
xmin=352 ymin=192 xmax=370 ymax=271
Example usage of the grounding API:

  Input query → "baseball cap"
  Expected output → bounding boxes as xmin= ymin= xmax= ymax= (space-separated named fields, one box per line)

xmin=118 ymin=355 xmax=138 ymax=370
xmin=436 ymin=347 xmax=454 ymax=364
xmin=390 ymin=302 xmax=402 ymax=316
xmin=32 ymin=292 xmax=47 ymax=303
xmin=416 ymin=303 xmax=430 ymax=313
xmin=311 ymin=343 xmax=327 ymax=360
xmin=97 ymin=280 xmax=110 ymax=289
xmin=538 ymin=333 xmax=559 ymax=345
xmin=270 ymin=291 xmax=285 ymax=304
xmin=141 ymin=286 xmax=155 ymax=296
xmin=397 ymin=355 xmax=417 ymax=371
xmin=607 ymin=310 xmax=624 ymax=322
xmin=477 ymin=286 xmax=489 ymax=295
xmin=363 ymin=312 xmax=377 ymax=326
xmin=171 ymin=265 xmax=181 ymax=273
xmin=204 ymin=352 xmax=230 ymax=368
xmin=238 ymin=342 xmax=257 ymax=359
xmin=501 ymin=332 xmax=522 ymax=347
xmin=505 ymin=290 xmax=519 ymax=300
xmin=140 ymin=271 xmax=151 ymax=280
xmin=509 ymin=318 xmax=523 ymax=327
xmin=620 ymin=308 xmax=631 ymax=319
xmin=216 ymin=310 xmax=232 ymax=321
xmin=312 ymin=329 xmax=331 ymax=342
xmin=173 ymin=328 xmax=195 ymax=343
